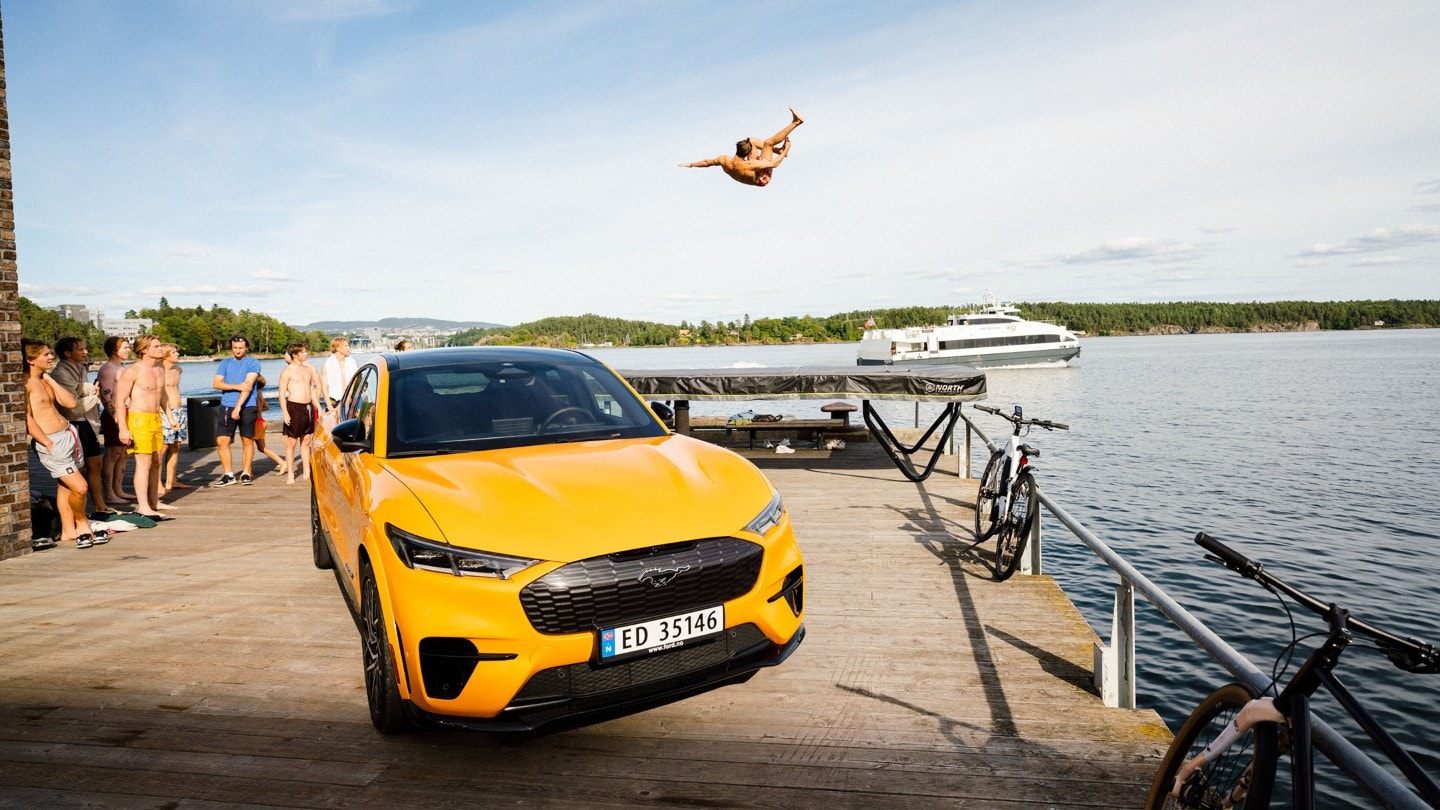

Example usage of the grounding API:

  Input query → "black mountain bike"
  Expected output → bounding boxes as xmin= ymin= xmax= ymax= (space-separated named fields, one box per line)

xmin=1147 ymin=532 xmax=1440 ymax=809
xmin=972 ymin=404 xmax=1068 ymax=581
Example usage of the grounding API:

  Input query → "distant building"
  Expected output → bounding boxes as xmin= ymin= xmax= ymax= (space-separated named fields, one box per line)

xmin=49 ymin=304 xmax=93 ymax=325
xmin=100 ymin=318 xmax=155 ymax=339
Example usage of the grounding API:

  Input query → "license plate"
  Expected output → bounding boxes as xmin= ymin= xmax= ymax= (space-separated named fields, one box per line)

xmin=599 ymin=606 xmax=724 ymax=662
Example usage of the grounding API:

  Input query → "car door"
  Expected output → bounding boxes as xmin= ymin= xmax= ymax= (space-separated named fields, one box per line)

xmin=332 ymin=366 xmax=381 ymax=580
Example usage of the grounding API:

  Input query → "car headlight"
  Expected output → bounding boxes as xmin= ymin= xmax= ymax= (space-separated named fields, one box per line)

xmin=386 ymin=524 xmax=541 ymax=580
xmin=742 ymin=492 xmax=786 ymax=537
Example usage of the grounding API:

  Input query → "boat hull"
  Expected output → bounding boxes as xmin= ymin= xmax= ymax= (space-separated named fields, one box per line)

xmin=857 ymin=343 xmax=1079 ymax=369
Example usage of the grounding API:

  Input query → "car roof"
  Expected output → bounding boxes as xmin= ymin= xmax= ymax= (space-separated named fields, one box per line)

xmin=378 ymin=346 xmax=604 ymax=374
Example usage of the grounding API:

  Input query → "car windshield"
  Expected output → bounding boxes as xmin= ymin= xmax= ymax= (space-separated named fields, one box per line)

xmin=386 ymin=358 xmax=667 ymax=456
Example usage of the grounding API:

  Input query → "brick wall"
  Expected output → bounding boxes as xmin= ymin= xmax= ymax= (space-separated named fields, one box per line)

xmin=0 ymin=5 xmax=31 ymax=560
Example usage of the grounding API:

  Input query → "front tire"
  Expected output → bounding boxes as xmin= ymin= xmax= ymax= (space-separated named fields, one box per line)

xmin=974 ymin=451 xmax=1004 ymax=541
xmin=1146 ymin=683 xmax=1277 ymax=809
xmin=310 ymin=484 xmax=334 ymax=570
xmin=360 ymin=561 xmax=411 ymax=734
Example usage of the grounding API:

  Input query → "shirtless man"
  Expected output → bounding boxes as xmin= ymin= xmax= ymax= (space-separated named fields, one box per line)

xmin=114 ymin=335 xmax=174 ymax=519
xmin=24 ymin=340 xmax=99 ymax=549
xmin=96 ymin=336 xmax=134 ymax=505
xmin=679 ymin=108 xmax=803 ymax=187
xmin=51 ymin=336 xmax=113 ymax=516
xmin=160 ymin=343 xmax=190 ymax=494
xmin=277 ymin=342 xmax=324 ymax=484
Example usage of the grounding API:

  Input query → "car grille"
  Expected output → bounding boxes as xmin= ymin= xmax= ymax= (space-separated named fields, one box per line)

xmin=520 ymin=537 xmax=763 ymax=634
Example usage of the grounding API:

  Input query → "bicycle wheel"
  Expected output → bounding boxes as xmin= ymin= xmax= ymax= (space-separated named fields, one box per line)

xmin=974 ymin=451 xmax=1004 ymax=541
xmin=1146 ymin=683 xmax=1278 ymax=809
xmin=993 ymin=472 xmax=1037 ymax=581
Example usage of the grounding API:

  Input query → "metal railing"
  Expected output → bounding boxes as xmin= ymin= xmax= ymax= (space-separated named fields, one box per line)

xmin=958 ymin=410 xmax=1432 ymax=810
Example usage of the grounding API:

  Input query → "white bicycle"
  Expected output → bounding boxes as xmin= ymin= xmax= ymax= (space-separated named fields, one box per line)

xmin=973 ymin=404 xmax=1069 ymax=581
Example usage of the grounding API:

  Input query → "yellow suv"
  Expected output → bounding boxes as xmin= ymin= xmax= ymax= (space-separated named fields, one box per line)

xmin=310 ymin=347 xmax=805 ymax=733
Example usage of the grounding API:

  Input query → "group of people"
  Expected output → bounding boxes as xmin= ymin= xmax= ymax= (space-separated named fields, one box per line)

xmin=208 ymin=335 xmax=349 ymax=488
xmin=23 ymin=335 xmax=186 ymax=549
xmin=23 ymin=332 xmax=362 ymax=550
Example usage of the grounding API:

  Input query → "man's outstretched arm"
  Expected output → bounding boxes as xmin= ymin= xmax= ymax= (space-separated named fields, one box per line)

xmin=679 ymin=155 xmax=727 ymax=168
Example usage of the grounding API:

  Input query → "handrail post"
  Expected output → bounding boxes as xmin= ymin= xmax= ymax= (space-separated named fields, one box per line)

xmin=1020 ymin=510 xmax=1042 ymax=575
xmin=1094 ymin=579 xmax=1137 ymax=709
xmin=962 ymin=418 xmax=973 ymax=479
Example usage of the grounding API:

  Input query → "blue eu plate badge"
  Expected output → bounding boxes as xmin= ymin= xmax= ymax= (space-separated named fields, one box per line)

xmin=601 ymin=628 xmax=616 ymax=658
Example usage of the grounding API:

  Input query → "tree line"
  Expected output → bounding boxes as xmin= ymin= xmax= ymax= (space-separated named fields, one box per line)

xmin=19 ymin=297 xmax=332 ymax=357
xmin=23 ymin=297 xmax=1439 ymax=356
xmin=450 ymin=300 xmax=1440 ymax=347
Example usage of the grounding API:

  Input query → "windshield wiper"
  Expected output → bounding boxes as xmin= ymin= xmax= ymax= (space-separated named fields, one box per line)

xmin=551 ymin=431 xmax=624 ymax=444
xmin=388 ymin=447 xmax=458 ymax=458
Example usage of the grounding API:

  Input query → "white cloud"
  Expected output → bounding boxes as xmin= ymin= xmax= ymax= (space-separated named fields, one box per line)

xmin=1060 ymin=237 xmax=1206 ymax=266
xmin=1293 ymin=224 xmax=1440 ymax=257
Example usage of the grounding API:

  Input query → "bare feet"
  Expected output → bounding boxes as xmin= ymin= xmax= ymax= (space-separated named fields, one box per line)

xmin=790 ymin=107 xmax=803 ymax=125
xmin=168 ymin=481 xmax=193 ymax=490
xmin=157 ymin=502 xmax=178 ymax=511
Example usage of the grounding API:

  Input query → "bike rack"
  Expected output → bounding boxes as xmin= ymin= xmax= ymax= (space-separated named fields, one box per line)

xmin=959 ymin=411 xmax=1433 ymax=810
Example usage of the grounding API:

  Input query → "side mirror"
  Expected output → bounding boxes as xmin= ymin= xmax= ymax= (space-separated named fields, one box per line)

xmin=649 ymin=401 xmax=674 ymax=424
xmin=333 ymin=418 xmax=370 ymax=453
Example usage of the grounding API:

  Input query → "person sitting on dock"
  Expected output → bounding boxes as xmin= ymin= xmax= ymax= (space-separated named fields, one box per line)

xmin=679 ymin=108 xmax=802 ymax=187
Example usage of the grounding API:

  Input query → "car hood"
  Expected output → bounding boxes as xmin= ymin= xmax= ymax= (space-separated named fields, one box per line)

xmin=380 ymin=436 xmax=777 ymax=562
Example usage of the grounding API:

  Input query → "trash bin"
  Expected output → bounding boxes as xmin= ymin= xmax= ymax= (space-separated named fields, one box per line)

xmin=187 ymin=396 xmax=221 ymax=451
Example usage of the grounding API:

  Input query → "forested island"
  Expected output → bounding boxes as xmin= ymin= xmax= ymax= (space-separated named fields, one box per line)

xmin=450 ymin=299 xmax=1439 ymax=347
xmin=19 ymin=296 xmax=1439 ymax=356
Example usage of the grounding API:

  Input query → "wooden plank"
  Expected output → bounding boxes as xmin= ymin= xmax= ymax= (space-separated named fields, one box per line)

xmin=1 ymin=440 xmax=1168 ymax=806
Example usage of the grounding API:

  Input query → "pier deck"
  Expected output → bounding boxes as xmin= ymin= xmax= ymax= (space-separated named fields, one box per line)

xmin=2 ymin=440 xmax=1168 ymax=807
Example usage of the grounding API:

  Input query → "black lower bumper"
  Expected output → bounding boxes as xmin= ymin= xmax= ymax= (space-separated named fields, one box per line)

xmin=413 ymin=622 xmax=805 ymax=734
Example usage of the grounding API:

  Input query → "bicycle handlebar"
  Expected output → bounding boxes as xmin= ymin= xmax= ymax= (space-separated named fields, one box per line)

xmin=1195 ymin=532 xmax=1440 ymax=675
xmin=972 ymin=403 xmax=1070 ymax=431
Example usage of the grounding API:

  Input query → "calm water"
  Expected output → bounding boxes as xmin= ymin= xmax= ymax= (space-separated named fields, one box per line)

xmin=183 ymin=332 xmax=1440 ymax=801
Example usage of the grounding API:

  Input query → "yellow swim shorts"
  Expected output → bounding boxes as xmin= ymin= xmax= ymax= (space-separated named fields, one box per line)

xmin=126 ymin=411 xmax=165 ymax=455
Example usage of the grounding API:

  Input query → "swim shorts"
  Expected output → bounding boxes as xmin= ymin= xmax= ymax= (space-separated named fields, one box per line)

xmin=220 ymin=406 xmax=258 ymax=441
xmin=100 ymin=408 xmax=121 ymax=446
xmin=162 ymin=406 xmax=188 ymax=445
xmin=126 ymin=411 xmax=165 ymax=455
xmin=71 ymin=420 xmax=104 ymax=458
xmin=283 ymin=401 xmax=316 ymax=438
xmin=36 ymin=425 xmax=83 ymax=479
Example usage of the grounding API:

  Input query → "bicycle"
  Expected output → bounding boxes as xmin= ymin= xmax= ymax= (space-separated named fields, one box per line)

xmin=1148 ymin=532 xmax=1440 ymax=809
xmin=972 ymin=404 xmax=1068 ymax=581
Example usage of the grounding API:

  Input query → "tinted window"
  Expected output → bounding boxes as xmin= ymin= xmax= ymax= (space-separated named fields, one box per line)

xmin=386 ymin=358 xmax=665 ymax=456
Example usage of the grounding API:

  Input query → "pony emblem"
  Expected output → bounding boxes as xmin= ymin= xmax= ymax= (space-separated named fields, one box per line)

xmin=638 ymin=565 xmax=690 ymax=588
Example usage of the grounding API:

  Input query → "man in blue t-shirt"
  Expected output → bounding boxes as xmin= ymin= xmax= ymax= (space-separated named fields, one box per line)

xmin=210 ymin=335 xmax=262 ymax=486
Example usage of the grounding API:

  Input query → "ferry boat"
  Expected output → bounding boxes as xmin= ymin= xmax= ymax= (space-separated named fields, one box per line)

xmin=856 ymin=301 xmax=1081 ymax=368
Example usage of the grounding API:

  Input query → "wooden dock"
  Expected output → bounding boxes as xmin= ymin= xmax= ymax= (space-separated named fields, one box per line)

xmin=2 ymin=439 xmax=1169 ymax=807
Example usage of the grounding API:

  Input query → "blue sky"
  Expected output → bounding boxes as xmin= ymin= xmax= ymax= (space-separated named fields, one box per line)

xmin=7 ymin=1 xmax=1440 ymax=327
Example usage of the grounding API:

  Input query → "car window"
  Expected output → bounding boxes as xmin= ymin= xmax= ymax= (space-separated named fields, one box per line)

xmin=354 ymin=367 xmax=379 ymax=442
xmin=387 ymin=358 xmax=665 ymax=456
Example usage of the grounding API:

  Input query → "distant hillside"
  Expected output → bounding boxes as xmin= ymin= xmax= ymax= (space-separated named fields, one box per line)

xmin=304 ymin=317 xmax=505 ymax=332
